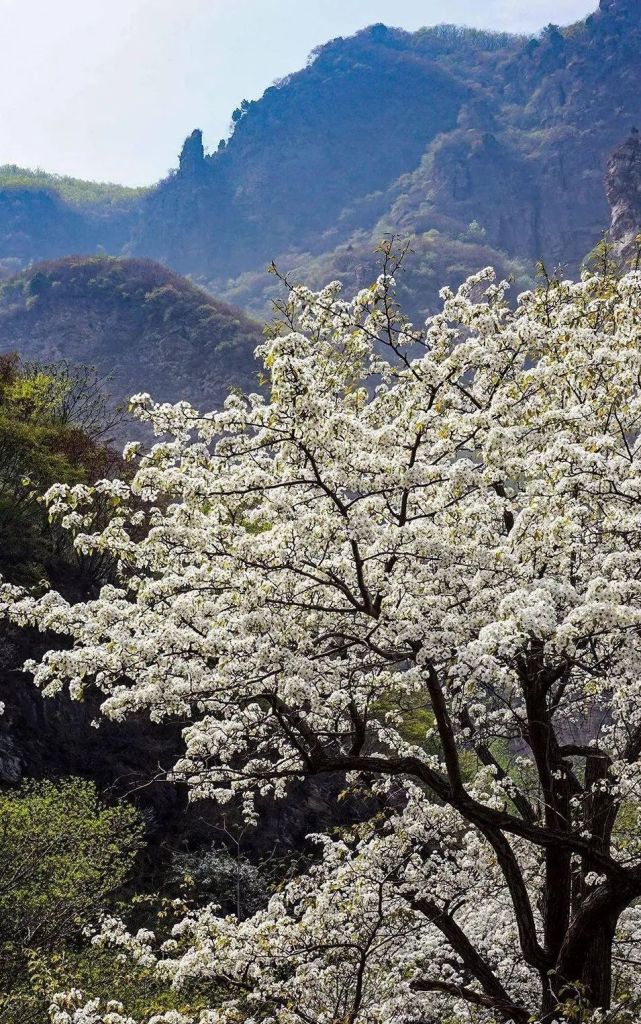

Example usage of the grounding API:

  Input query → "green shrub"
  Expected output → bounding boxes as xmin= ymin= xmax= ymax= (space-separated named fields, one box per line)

xmin=0 ymin=779 xmax=143 ymax=1023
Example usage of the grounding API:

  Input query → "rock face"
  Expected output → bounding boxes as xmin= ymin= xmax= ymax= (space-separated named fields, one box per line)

xmin=606 ymin=130 xmax=641 ymax=261
xmin=132 ymin=30 xmax=467 ymax=281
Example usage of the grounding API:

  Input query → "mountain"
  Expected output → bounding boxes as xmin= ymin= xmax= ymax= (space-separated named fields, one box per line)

xmin=132 ymin=23 xmax=533 ymax=316
xmin=1 ymin=1 xmax=640 ymax=322
xmin=121 ymin=0 xmax=641 ymax=317
xmin=0 ymin=256 xmax=262 ymax=419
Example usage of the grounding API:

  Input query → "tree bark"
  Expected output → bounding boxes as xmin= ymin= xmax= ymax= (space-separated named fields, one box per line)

xmin=580 ymin=918 xmax=616 ymax=1009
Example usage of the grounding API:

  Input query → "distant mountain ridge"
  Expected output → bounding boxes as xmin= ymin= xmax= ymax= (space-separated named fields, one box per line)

xmin=0 ymin=166 xmax=146 ymax=209
xmin=1 ymin=0 xmax=640 ymax=320
xmin=0 ymin=168 xmax=145 ymax=276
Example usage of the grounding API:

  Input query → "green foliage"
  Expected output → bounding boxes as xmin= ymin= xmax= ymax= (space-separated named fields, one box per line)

xmin=231 ymin=98 xmax=252 ymax=125
xmin=0 ymin=353 xmax=119 ymax=586
xmin=27 ymin=946 xmax=221 ymax=1023
xmin=0 ymin=779 xmax=143 ymax=1023
xmin=0 ymin=165 xmax=147 ymax=211
xmin=411 ymin=23 xmax=525 ymax=58
xmin=583 ymin=235 xmax=636 ymax=278
xmin=0 ymin=781 xmax=252 ymax=1021
xmin=462 ymin=219 xmax=487 ymax=242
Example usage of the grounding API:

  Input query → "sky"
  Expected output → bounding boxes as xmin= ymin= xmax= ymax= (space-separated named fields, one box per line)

xmin=0 ymin=0 xmax=597 ymax=187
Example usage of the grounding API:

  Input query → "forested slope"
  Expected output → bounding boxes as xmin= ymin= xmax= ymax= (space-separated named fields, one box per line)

xmin=0 ymin=256 xmax=262 ymax=418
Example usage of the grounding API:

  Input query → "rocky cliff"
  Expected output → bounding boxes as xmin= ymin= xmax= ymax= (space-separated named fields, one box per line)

xmin=606 ymin=129 xmax=641 ymax=261
xmin=130 ymin=0 xmax=641 ymax=315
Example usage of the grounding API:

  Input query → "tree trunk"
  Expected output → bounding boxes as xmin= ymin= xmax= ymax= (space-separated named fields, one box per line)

xmin=579 ymin=918 xmax=616 ymax=1009
xmin=555 ymin=912 xmax=617 ymax=1012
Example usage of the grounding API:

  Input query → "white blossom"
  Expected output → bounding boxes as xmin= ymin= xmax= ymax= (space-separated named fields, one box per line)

xmin=4 ymin=261 xmax=641 ymax=1023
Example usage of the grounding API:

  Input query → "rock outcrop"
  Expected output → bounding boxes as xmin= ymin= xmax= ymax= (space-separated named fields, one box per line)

xmin=606 ymin=130 xmax=641 ymax=262
xmin=178 ymin=129 xmax=207 ymax=178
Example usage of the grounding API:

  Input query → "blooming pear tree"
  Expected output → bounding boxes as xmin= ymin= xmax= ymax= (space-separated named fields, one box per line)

xmin=6 ymin=248 xmax=641 ymax=1023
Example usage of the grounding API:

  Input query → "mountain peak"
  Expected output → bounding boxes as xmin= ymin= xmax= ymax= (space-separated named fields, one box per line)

xmin=178 ymin=129 xmax=206 ymax=177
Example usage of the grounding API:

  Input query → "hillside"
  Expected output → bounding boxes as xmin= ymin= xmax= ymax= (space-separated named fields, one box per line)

xmin=0 ymin=169 xmax=146 ymax=277
xmin=131 ymin=0 xmax=641 ymax=316
xmin=0 ymin=256 xmax=262 ymax=420
xmin=0 ymin=166 xmax=147 ymax=209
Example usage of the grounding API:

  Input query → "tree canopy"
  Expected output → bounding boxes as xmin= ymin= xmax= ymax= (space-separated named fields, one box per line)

xmin=6 ymin=251 xmax=641 ymax=1023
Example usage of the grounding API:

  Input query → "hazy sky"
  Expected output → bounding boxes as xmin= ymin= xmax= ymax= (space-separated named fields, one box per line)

xmin=0 ymin=0 xmax=596 ymax=186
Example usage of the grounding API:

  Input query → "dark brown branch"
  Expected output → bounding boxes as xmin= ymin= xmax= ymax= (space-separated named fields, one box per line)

xmin=312 ymin=753 xmax=631 ymax=881
xmin=492 ymin=481 xmax=515 ymax=534
xmin=460 ymin=708 xmax=536 ymax=824
xmin=425 ymin=663 xmax=464 ymax=794
xmin=413 ymin=895 xmax=531 ymax=1015
xmin=411 ymin=977 xmax=529 ymax=1023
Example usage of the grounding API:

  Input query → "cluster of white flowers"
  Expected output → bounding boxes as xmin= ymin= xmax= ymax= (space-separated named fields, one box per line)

xmin=4 ymin=260 xmax=641 ymax=1022
xmin=50 ymin=990 xmax=189 ymax=1024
